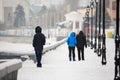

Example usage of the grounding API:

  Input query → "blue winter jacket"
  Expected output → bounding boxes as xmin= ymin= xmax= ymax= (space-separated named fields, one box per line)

xmin=66 ymin=32 xmax=77 ymax=47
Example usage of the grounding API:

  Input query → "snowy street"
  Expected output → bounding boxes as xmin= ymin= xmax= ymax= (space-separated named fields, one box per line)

xmin=18 ymin=38 xmax=115 ymax=80
xmin=0 ymin=0 xmax=119 ymax=80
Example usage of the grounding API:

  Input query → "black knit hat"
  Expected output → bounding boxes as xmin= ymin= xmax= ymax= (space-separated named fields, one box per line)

xmin=79 ymin=31 xmax=83 ymax=35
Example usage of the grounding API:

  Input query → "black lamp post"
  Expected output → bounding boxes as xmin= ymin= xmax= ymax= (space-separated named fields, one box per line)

xmin=97 ymin=0 xmax=102 ymax=56
xmin=86 ymin=5 xmax=90 ymax=47
xmin=83 ymin=14 xmax=87 ymax=34
xmin=90 ymin=0 xmax=94 ymax=49
xmin=114 ymin=0 xmax=120 ymax=79
xmin=101 ymin=0 xmax=107 ymax=65
xmin=94 ymin=0 xmax=98 ymax=52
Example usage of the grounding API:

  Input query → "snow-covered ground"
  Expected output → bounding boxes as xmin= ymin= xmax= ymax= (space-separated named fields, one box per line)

xmin=17 ymin=38 xmax=115 ymax=80
xmin=0 ymin=41 xmax=34 ymax=55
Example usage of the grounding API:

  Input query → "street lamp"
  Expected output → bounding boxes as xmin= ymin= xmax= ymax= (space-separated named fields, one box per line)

xmin=97 ymin=0 xmax=102 ymax=56
xmin=90 ymin=0 xmax=94 ymax=49
xmin=94 ymin=0 xmax=98 ymax=52
xmin=86 ymin=5 xmax=90 ymax=47
xmin=84 ymin=12 xmax=88 ymax=37
xmin=114 ymin=0 xmax=120 ymax=79
xmin=101 ymin=0 xmax=107 ymax=65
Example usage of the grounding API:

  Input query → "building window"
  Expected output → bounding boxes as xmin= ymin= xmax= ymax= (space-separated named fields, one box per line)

xmin=112 ymin=1 xmax=116 ymax=10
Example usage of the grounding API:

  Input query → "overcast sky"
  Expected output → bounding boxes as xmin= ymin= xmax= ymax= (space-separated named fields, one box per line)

xmin=28 ymin=0 xmax=91 ymax=8
xmin=29 ymin=0 xmax=64 ymax=7
xmin=79 ymin=0 xmax=90 ymax=7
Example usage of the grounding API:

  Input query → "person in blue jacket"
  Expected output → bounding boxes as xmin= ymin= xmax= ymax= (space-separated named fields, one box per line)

xmin=66 ymin=32 xmax=77 ymax=61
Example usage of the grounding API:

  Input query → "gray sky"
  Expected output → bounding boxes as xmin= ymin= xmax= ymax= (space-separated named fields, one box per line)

xmin=79 ymin=0 xmax=90 ymax=7
xmin=29 ymin=0 xmax=64 ymax=8
xmin=29 ymin=0 xmax=91 ymax=8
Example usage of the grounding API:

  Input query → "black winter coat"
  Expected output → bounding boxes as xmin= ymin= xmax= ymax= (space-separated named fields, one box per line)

xmin=33 ymin=33 xmax=46 ymax=49
xmin=76 ymin=33 xmax=86 ymax=48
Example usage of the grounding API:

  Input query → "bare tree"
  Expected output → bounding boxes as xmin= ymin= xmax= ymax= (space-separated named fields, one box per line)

xmin=14 ymin=5 xmax=26 ymax=27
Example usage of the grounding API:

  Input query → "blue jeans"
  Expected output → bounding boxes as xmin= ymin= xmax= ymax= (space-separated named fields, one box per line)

xmin=68 ymin=46 xmax=75 ymax=61
xmin=35 ymin=48 xmax=43 ymax=66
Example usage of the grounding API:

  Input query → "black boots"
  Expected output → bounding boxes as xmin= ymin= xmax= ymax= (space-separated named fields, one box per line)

xmin=37 ymin=63 xmax=42 ymax=68
xmin=69 ymin=57 xmax=71 ymax=61
xmin=69 ymin=57 xmax=76 ymax=61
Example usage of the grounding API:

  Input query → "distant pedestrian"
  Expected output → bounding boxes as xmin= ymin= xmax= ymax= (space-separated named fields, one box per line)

xmin=76 ymin=31 xmax=87 ymax=61
xmin=33 ymin=26 xmax=46 ymax=67
xmin=66 ymin=32 xmax=77 ymax=61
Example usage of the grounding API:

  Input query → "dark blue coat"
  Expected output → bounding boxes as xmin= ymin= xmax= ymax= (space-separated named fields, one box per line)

xmin=33 ymin=27 xmax=46 ymax=50
xmin=76 ymin=31 xmax=86 ymax=48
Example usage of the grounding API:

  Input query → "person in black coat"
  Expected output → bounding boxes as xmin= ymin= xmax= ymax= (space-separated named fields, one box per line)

xmin=76 ymin=31 xmax=87 ymax=61
xmin=33 ymin=26 xmax=46 ymax=67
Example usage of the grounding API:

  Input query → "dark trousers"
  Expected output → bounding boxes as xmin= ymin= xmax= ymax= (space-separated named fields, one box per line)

xmin=35 ymin=48 xmax=43 ymax=67
xmin=68 ymin=46 xmax=75 ymax=61
xmin=77 ymin=47 xmax=84 ymax=60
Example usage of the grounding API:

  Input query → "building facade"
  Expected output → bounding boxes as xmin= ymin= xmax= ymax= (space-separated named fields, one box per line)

xmin=0 ymin=0 xmax=3 ymax=23
xmin=0 ymin=0 xmax=31 ymax=28
xmin=109 ymin=0 xmax=116 ymax=21
xmin=108 ymin=0 xmax=120 ymax=21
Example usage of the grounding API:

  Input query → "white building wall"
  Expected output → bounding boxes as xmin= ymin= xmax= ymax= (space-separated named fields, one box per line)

xmin=0 ymin=0 xmax=3 ymax=22
xmin=65 ymin=12 xmax=84 ymax=33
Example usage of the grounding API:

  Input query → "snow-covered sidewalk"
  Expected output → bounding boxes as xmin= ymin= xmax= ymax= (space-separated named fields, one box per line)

xmin=17 ymin=38 xmax=115 ymax=80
